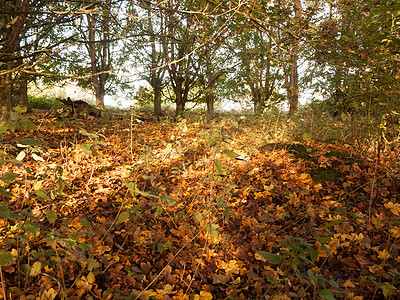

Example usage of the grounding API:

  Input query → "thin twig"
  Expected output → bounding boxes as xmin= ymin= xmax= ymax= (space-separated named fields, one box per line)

xmin=0 ymin=265 xmax=6 ymax=300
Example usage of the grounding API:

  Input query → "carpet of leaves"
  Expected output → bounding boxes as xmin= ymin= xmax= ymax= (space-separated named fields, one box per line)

xmin=1 ymin=111 xmax=400 ymax=299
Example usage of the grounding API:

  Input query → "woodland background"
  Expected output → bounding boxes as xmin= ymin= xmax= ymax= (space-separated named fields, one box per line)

xmin=1 ymin=0 xmax=400 ymax=299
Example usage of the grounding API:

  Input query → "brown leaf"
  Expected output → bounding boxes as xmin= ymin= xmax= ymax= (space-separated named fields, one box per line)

xmin=212 ymin=274 xmax=228 ymax=284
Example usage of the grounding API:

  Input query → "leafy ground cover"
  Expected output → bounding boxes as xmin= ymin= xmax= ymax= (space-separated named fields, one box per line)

xmin=1 ymin=110 xmax=400 ymax=299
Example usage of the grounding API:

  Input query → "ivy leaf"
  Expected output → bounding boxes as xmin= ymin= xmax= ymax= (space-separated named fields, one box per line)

xmin=0 ymin=250 xmax=14 ymax=266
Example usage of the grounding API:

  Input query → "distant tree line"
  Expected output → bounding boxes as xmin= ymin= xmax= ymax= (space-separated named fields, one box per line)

xmin=0 ymin=0 xmax=398 ymax=117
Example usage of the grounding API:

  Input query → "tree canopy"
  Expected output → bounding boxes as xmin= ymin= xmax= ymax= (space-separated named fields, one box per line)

xmin=0 ymin=0 xmax=399 ymax=116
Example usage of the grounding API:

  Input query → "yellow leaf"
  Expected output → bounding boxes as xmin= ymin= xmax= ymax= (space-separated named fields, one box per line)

xmin=194 ymin=291 xmax=213 ymax=300
xmin=172 ymin=290 xmax=189 ymax=300
xmin=378 ymin=249 xmax=391 ymax=260
xmin=390 ymin=227 xmax=400 ymax=238
xmin=254 ymin=252 xmax=267 ymax=262
xmin=314 ymin=183 xmax=323 ymax=192
xmin=30 ymin=261 xmax=42 ymax=276
xmin=343 ymin=279 xmax=356 ymax=288
xmin=385 ymin=202 xmax=400 ymax=216
xmin=232 ymin=276 xmax=241 ymax=284
xmin=218 ymin=260 xmax=240 ymax=274
xmin=288 ymin=192 xmax=300 ymax=206
xmin=87 ymin=272 xmax=95 ymax=284
xmin=369 ymin=264 xmax=382 ymax=273
xmin=347 ymin=293 xmax=363 ymax=300
xmin=41 ymin=288 xmax=58 ymax=300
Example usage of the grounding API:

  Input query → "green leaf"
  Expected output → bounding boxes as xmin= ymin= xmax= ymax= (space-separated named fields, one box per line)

xmin=116 ymin=211 xmax=130 ymax=225
xmin=315 ymin=236 xmax=331 ymax=243
xmin=382 ymin=282 xmax=396 ymax=297
xmin=155 ymin=205 xmax=163 ymax=217
xmin=0 ymin=186 xmax=14 ymax=197
xmin=16 ymin=138 xmax=44 ymax=146
xmin=341 ymin=113 xmax=350 ymax=121
xmin=206 ymin=223 xmax=219 ymax=238
xmin=79 ymin=129 xmax=99 ymax=139
xmin=257 ymin=251 xmax=281 ymax=264
xmin=125 ymin=180 xmax=138 ymax=197
xmin=161 ymin=194 xmax=176 ymax=205
xmin=307 ymin=246 xmax=319 ymax=263
xmin=328 ymin=280 xmax=339 ymax=288
xmin=80 ymin=218 xmax=92 ymax=230
xmin=0 ymin=121 xmax=9 ymax=134
xmin=324 ymin=218 xmax=345 ymax=228
xmin=0 ymin=202 xmax=22 ymax=220
xmin=163 ymin=143 xmax=173 ymax=155
xmin=307 ymin=269 xmax=316 ymax=284
xmin=214 ymin=159 xmax=224 ymax=175
xmin=319 ymin=289 xmax=336 ymax=300
xmin=223 ymin=149 xmax=240 ymax=159
xmin=0 ymin=250 xmax=14 ymax=266
xmin=56 ymin=179 xmax=65 ymax=195
xmin=81 ymin=143 xmax=92 ymax=154
xmin=35 ymin=190 xmax=50 ymax=201
xmin=19 ymin=116 xmax=36 ymax=130
xmin=21 ymin=221 xmax=40 ymax=235
xmin=87 ymin=257 xmax=99 ymax=271
xmin=303 ymin=133 xmax=312 ymax=141
xmin=13 ymin=106 xmax=27 ymax=113
xmin=1 ymin=172 xmax=19 ymax=183
xmin=46 ymin=210 xmax=57 ymax=224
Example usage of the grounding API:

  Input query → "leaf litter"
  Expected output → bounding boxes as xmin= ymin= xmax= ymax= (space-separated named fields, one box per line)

xmin=0 ymin=112 xmax=400 ymax=299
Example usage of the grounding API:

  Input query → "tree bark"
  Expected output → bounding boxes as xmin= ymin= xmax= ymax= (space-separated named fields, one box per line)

xmin=287 ymin=0 xmax=302 ymax=116
xmin=205 ymin=47 xmax=215 ymax=115
xmin=174 ymin=77 xmax=185 ymax=116
xmin=0 ymin=0 xmax=30 ymax=112
xmin=18 ymin=70 xmax=28 ymax=107
xmin=86 ymin=3 xmax=110 ymax=110
xmin=148 ymin=7 xmax=164 ymax=116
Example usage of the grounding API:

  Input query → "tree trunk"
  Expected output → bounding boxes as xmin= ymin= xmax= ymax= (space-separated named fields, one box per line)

xmin=287 ymin=0 xmax=302 ymax=116
xmin=0 ymin=0 xmax=29 ymax=113
xmin=148 ymin=7 xmax=164 ymax=116
xmin=253 ymin=88 xmax=264 ymax=113
xmin=206 ymin=92 xmax=215 ymax=115
xmin=205 ymin=46 xmax=215 ymax=115
xmin=288 ymin=58 xmax=299 ymax=115
xmin=18 ymin=70 xmax=28 ymax=107
xmin=175 ymin=78 xmax=185 ymax=116
xmin=86 ymin=9 xmax=108 ymax=110
xmin=0 ymin=62 xmax=13 ymax=113
xmin=154 ymin=83 xmax=162 ymax=116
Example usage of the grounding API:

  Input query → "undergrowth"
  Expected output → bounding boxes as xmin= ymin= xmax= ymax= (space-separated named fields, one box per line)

xmin=0 ymin=107 xmax=399 ymax=299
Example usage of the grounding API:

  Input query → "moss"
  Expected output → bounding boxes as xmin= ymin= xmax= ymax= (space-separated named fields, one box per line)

xmin=311 ymin=167 xmax=338 ymax=184
xmin=326 ymin=150 xmax=348 ymax=158
xmin=260 ymin=143 xmax=315 ymax=160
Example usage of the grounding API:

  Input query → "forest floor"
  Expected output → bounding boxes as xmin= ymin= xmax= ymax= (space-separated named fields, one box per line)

xmin=1 ymin=110 xmax=400 ymax=299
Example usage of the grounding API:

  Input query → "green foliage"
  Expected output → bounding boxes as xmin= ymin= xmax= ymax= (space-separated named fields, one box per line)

xmin=134 ymin=86 xmax=154 ymax=108
xmin=28 ymin=95 xmax=63 ymax=111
